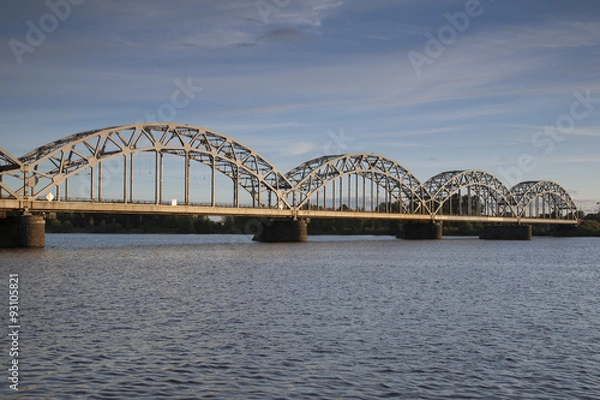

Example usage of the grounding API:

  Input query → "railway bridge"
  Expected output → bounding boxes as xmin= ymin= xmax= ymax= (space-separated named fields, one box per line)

xmin=0 ymin=123 xmax=578 ymax=247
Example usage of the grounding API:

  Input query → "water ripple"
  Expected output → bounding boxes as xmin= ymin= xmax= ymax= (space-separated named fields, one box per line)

xmin=1 ymin=235 xmax=599 ymax=398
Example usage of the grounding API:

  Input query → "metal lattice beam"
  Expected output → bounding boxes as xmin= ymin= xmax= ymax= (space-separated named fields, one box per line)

xmin=7 ymin=123 xmax=293 ymax=208
xmin=510 ymin=181 xmax=577 ymax=219
xmin=285 ymin=153 xmax=429 ymax=214
xmin=423 ymin=170 xmax=517 ymax=217
xmin=0 ymin=147 xmax=22 ymax=170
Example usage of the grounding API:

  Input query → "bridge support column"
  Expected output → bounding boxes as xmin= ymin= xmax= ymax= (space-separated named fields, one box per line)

xmin=479 ymin=224 xmax=532 ymax=241
xmin=253 ymin=219 xmax=308 ymax=243
xmin=0 ymin=214 xmax=45 ymax=248
xmin=398 ymin=221 xmax=442 ymax=240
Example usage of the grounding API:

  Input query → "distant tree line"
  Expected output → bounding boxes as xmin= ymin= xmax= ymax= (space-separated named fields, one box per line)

xmin=549 ymin=212 xmax=600 ymax=237
xmin=46 ymin=213 xmax=224 ymax=234
xmin=45 ymin=211 xmax=600 ymax=237
xmin=45 ymin=213 xmax=405 ymax=235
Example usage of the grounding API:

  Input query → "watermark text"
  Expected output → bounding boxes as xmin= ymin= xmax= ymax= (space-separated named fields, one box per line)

xmin=8 ymin=0 xmax=85 ymax=64
xmin=8 ymin=273 xmax=20 ymax=391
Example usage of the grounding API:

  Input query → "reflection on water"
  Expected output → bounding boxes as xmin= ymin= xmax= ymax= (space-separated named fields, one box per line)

xmin=1 ymin=234 xmax=599 ymax=399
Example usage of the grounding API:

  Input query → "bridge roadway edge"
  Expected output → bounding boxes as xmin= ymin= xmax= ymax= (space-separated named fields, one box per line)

xmin=0 ymin=199 xmax=579 ymax=224
xmin=0 ymin=200 xmax=577 ymax=247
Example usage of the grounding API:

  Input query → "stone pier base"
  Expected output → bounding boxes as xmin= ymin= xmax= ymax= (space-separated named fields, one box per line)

xmin=253 ymin=219 xmax=308 ymax=243
xmin=0 ymin=215 xmax=46 ymax=248
xmin=479 ymin=224 xmax=532 ymax=241
xmin=398 ymin=221 xmax=443 ymax=240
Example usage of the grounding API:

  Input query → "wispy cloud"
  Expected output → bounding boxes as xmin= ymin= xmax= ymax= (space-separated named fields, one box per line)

xmin=383 ymin=142 xmax=429 ymax=149
xmin=371 ymin=126 xmax=465 ymax=140
xmin=214 ymin=121 xmax=300 ymax=132
xmin=177 ymin=0 xmax=344 ymax=49
xmin=274 ymin=0 xmax=344 ymax=27
xmin=491 ymin=21 xmax=600 ymax=50
xmin=182 ymin=30 xmax=257 ymax=50
xmin=282 ymin=141 xmax=315 ymax=156
xmin=564 ymin=127 xmax=600 ymax=137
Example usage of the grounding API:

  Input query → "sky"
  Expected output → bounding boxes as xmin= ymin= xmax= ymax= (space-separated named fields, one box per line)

xmin=1 ymin=0 xmax=599 ymax=212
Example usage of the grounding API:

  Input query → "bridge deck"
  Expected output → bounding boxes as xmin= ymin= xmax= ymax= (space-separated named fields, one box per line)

xmin=0 ymin=199 xmax=578 ymax=225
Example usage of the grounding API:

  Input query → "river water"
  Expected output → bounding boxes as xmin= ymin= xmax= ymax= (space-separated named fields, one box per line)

xmin=1 ymin=234 xmax=599 ymax=399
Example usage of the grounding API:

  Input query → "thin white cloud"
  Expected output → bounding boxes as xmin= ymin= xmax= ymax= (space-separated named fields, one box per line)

xmin=564 ymin=128 xmax=600 ymax=138
xmin=371 ymin=126 xmax=465 ymax=139
xmin=177 ymin=0 xmax=344 ymax=49
xmin=498 ymin=21 xmax=600 ymax=49
xmin=214 ymin=122 xmax=300 ymax=132
xmin=282 ymin=141 xmax=315 ymax=156
xmin=384 ymin=142 xmax=429 ymax=149
xmin=182 ymin=30 xmax=256 ymax=49
xmin=274 ymin=0 xmax=344 ymax=27
xmin=536 ymin=155 xmax=600 ymax=164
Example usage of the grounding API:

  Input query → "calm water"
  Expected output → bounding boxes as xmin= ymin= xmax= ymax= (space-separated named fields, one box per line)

xmin=1 ymin=234 xmax=599 ymax=399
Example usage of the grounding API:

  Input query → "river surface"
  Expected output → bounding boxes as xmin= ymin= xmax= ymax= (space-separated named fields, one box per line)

xmin=1 ymin=234 xmax=599 ymax=399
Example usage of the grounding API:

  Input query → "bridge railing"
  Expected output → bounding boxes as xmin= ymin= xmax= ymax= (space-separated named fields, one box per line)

xmin=39 ymin=197 xmax=293 ymax=211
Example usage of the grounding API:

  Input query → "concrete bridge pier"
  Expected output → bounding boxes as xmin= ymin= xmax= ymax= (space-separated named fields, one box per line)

xmin=479 ymin=224 xmax=532 ymax=240
xmin=253 ymin=219 xmax=308 ymax=243
xmin=398 ymin=221 xmax=443 ymax=240
xmin=0 ymin=214 xmax=46 ymax=248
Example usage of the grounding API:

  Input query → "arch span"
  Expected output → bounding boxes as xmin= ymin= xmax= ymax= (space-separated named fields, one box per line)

xmin=285 ymin=153 xmax=429 ymax=214
xmin=0 ymin=147 xmax=22 ymax=171
xmin=0 ymin=123 xmax=580 ymax=225
xmin=0 ymin=148 xmax=23 ymax=199
xmin=510 ymin=181 xmax=577 ymax=219
xmin=423 ymin=170 xmax=517 ymax=217
xmin=12 ymin=123 xmax=293 ymax=208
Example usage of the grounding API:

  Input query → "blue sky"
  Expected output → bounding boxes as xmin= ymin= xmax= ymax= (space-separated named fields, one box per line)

xmin=1 ymin=0 xmax=599 ymax=211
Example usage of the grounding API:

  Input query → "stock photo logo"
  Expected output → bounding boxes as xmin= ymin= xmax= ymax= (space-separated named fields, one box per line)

xmin=498 ymin=88 xmax=600 ymax=187
xmin=8 ymin=0 xmax=85 ymax=65
xmin=256 ymin=0 xmax=292 ymax=24
xmin=407 ymin=0 xmax=491 ymax=76
xmin=134 ymin=78 xmax=204 ymax=125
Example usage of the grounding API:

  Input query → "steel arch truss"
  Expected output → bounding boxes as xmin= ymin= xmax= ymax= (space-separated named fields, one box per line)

xmin=0 ymin=147 xmax=24 ymax=199
xmin=3 ymin=123 xmax=293 ymax=208
xmin=424 ymin=170 xmax=517 ymax=217
xmin=285 ymin=154 xmax=429 ymax=214
xmin=511 ymin=181 xmax=577 ymax=220
xmin=0 ymin=147 xmax=22 ymax=172
xmin=0 ymin=123 xmax=580 ymax=224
